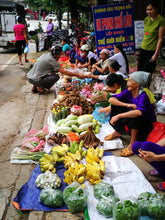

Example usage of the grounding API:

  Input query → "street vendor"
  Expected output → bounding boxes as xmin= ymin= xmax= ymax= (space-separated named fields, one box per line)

xmin=27 ymin=45 xmax=85 ymax=94
xmin=104 ymin=71 xmax=156 ymax=157
xmin=132 ymin=137 xmax=165 ymax=192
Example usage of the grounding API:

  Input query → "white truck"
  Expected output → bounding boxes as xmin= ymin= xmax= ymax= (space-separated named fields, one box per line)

xmin=0 ymin=0 xmax=27 ymax=49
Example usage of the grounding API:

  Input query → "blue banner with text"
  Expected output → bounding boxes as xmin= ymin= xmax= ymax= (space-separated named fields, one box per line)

xmin=93 ymin=2 xmax=135 ymax=55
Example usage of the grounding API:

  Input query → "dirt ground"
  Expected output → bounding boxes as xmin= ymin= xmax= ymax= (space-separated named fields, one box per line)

xmin=0 ymin=50 xmax=164 ymax=220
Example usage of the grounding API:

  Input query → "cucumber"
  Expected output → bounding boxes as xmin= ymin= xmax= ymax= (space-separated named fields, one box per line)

xmin=79 ymin=122 xmax=95 ymax=132
xmin=64 ymin=119 xmax=78 ymax=127
xmin=72 ymin=124 xmax=80 ymax=133
xmin=57 ymin=126 xmax=72 ymax=133
xmin=78 ymin=114 xmax=94 ymax=125
xmin=65 ymin=114 xmax=78 ymax=121
xmin=56 ymin=119 xmax=66 ymax=126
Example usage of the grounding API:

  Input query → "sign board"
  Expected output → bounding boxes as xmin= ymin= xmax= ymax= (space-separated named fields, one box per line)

xmin=134 ymin=20 xmax=144 ymax=49
xmin=92 ymin=2 xmax=135 ymax=55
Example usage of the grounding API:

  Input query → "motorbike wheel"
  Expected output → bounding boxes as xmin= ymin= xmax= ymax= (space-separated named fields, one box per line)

xmin=160 ymin=45 xmax=165 ymax=60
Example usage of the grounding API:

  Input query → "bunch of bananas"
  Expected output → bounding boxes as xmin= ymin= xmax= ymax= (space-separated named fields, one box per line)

xmin=39 ymin=144 xmax=69 ymax=173
xmin=85 ymin=147 xmax=105 ymax=185
xmin=64 ymin=151 xmax=82 ymax=169
xmin=70 ymin=140 xmax=87 ymax=158
xmin=63 ymin=162 xmax=86 ymax=185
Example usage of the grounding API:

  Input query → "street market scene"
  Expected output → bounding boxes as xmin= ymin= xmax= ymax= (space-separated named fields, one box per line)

xmin=0 ymin=0 xmax=165 ymax=219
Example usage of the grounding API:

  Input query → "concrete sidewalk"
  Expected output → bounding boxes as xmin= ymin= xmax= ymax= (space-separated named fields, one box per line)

xmin=0 ymin=50 xmax=164 ymax=220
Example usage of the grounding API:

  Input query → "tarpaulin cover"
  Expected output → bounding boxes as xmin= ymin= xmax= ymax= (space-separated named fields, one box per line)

xmin=12 ymin=151 xmax=113 ymax=211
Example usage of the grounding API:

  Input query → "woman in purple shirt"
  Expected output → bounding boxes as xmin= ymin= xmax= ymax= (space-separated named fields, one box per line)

xmin=46 ymin=19 xmax=54 ymax=49
xmin=105 ymin=71 xmax=156 ymax=157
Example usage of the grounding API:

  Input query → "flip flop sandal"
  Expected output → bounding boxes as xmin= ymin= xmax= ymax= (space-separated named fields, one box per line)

xmin=37 ymin=87 xmax=48 ymax=95
xmin=104 ymin=134 xmax=121 ymax=141
xmin=120 ymin=148 xmax=133 ymax=157
xmin=25 ymin=59 xmax=29 ymax=63
xmin=148 ymin=169 xmax=160 ymax=177
xmin=155 ymin=182 xmax=165 ymax=192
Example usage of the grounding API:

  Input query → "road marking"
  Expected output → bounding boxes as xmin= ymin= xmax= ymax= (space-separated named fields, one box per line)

xmin=0 ymin=54 xmax=17 ymax=71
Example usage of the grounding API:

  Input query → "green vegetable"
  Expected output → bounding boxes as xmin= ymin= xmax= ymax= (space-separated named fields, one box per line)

xmin=57 ymin=126 xmax=72 ymax=133
xmin=65 ymin=114 xmax=78 ymax=121
xmin=138 ymin=192 xmax=165 ymax=219
xmin=71 ymin=124 xmax=80 ymax=133
xmin=114 ymin=200 xmax=139 ymax=220
xmin=63 ymin=184 xmax=87 ymax=213
xmin=79 ymin=122 xmax=95 ymax=132
xmin=64 ymin=119 xmax=78 ymax=127
xmin=11 ymin=149 xmax=45 ymax=161
xmin=148 ymin=193 xmax=165 ymax=220
xmin=96 ymin=195 xmax=120 ymax=218
xmin=40 ymin=188 xmax=64 ymax=207
xmin=137 ymin=192 xmax=152 ymax=216
xmin=93 ymin=182 xmax=114 ymax=200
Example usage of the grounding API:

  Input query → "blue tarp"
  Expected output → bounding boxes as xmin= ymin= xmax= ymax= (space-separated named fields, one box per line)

xmin=13 ymin=151 xmax=113 ymax=211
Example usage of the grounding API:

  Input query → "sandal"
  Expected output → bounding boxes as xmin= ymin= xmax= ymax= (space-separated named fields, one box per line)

xmin=104 ymin=132 xmax=121 ymax=141
xmin=155 ymin=182 xmax=165 ymax=192
xmin=37 ymin=87 xmax=48 ymax=95
xmin=31 ymin=85 xmax=38 ymax=93
xmin=25 ymin=59 xmax=29 ymax=63
xmin=148 ymin=169 xmax=160 ymax=177
xmin=120 ymin=148 xmax=133 ymax=157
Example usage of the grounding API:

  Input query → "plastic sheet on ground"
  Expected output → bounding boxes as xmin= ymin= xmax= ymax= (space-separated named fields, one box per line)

xmin=47 ymin=113 xmax=124 ymax=152
xmin=95 ymin=122 xmax=124 ymax=150
xmin=12 ymin=152 xmax=112 ymax=211
xmin=12 ymin=161 xmax=68 ymax=211
xmin=85 ymin=155 xmax=156 ymax=220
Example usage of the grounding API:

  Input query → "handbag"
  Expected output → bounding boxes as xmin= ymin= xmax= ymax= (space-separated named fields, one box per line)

xmin=24 ymin=44 xmax=29 ymax=54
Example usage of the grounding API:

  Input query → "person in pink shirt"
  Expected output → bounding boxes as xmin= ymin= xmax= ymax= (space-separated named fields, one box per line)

xmin=13 ymin=16 xmax=28 ymax=65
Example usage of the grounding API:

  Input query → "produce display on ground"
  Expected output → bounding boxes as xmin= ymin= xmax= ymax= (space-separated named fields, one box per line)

xmin=11 ymin=69 xmax=163 ymax=220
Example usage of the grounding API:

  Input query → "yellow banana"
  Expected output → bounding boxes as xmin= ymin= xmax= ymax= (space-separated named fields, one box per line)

xmin=48 ymin=164 xmax=54 ymax=171
xmin=99 ymin=160 xmax=105 ymax=173
xmin=98 ymin=148 xmax=104 ymax=159
xmin=75 ymin=150 xmax=81 ymax=162
xmin=86 ymin=156 xmax=93 ymax=164
xmin=77 ymin=167 xmax=86 ymax=177
xmin=44 ymin=153 xmax=53 ymax=162
xmin=67 ymin=152 xmax=77 ymax=160
xmin=42 ymin=163 xmax=51 ymax=170
xmin=51 ymin=167 xmax=56 ymax=173
xmin=95 ymin=147 xmax=100 ymax=156
xmin=78 ymin=176 xmax=84 ymax=184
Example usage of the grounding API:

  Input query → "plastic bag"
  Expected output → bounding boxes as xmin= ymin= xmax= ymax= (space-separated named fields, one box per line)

xmin=146 ymin=122 xmax=165 ymax=143
xmin=156 ymin=98 xmax=165 ymax=113
xmin=27 ymin=125 xmax=49 ymax=139
xmin=96 ymin=195 xmax=120 ymax=218
xmin=70 ymin=105 xmax=82 ymax=116
xmin=90 ymin=91 xmax=107 ymax=104
xmin=24 ymin=44 xmax=29 ymax=53
xmin=113 ymin=200 xmax=139 ymax=220
xmin=93 ymin=181 xmax=114 ymax=200
xmin=40 ymin=188 xmax=64 ymax=207
xmin=63 ymin=182 xmax=87 ymax=213
xmin=92 ymin=106 xmax=110 ymax=123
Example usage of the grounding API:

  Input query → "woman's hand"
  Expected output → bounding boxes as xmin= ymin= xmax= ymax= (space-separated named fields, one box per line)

xmin=110 ymin=115 xmax=120 ymax=125
xmin=126 ymin=103 xmax=137 ymax=109
xmin=98 ymin=108 xmax=105 ymax=113
xmin=138 ymin=150 xmax=157 ymax=162
xmin=151 ymin=54 xmax=157 ymax=62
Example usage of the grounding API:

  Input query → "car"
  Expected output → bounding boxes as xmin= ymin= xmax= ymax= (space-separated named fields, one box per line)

xmin=45 ymin=14 xmax=57 ymax=21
